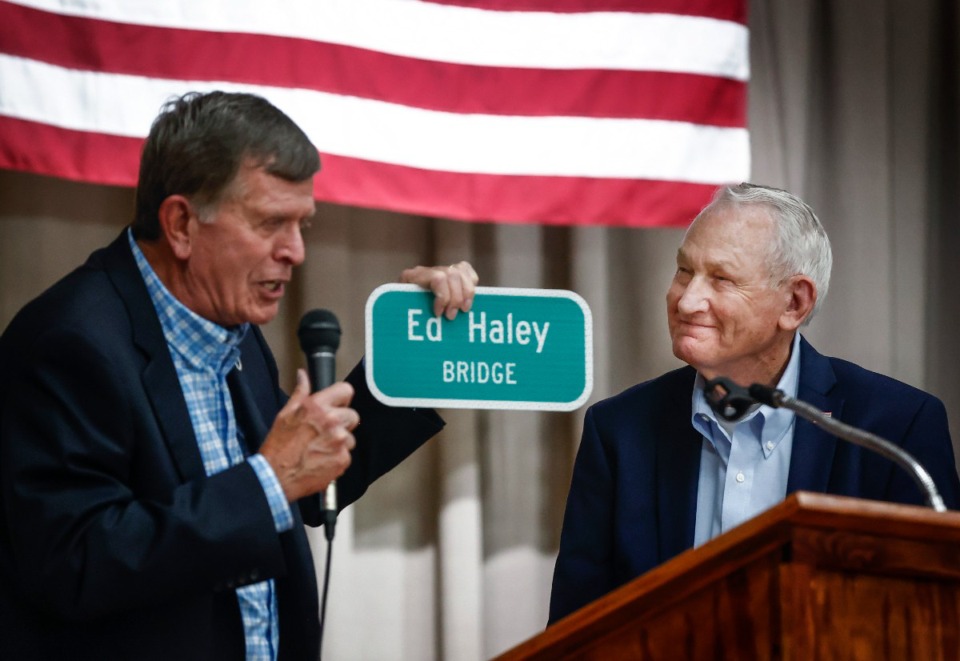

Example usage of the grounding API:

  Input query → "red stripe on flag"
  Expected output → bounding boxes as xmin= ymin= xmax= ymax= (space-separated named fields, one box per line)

xmin=421 ymin=0 xmax=746 ymax=24
xmin=0 ymin=2 xmax=745 ymax=126
xmin=0 ymin=116 xmax=142 ymax=187
xmin=315 ymin=154 xmax=715 ymax=227
xmin=0 ymin=117 xmax=714 ymax=227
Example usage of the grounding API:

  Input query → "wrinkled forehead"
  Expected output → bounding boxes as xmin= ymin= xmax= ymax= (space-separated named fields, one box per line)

xmin=679 ymin=204 xmax=780 ymax=274
xmin=686 ymin=202 xmax=776 ymax=246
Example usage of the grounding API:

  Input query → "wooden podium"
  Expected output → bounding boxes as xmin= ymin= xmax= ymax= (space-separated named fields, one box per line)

xmin=494 ymin=492 xmax=960 ymax=660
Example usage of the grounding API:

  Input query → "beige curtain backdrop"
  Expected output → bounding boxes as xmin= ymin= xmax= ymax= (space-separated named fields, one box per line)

xmin=1 ymin=1 xmax=958 ymax=658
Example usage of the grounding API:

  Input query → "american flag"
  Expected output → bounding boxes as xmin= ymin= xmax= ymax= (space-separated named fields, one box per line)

xmin=0 ymin=0 xmax=749 ymax=227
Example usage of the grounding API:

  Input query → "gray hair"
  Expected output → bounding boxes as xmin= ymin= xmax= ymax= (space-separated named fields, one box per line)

xmin=133 ymin=91 xmax=320 ymax=240
xmin=695 ymin=183 xmax=833 ymax=324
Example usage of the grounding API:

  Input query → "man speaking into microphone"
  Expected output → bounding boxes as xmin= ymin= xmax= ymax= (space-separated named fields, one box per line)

xmin=0 ymin=91 xmax=477 ymax=660
xmin=549 ymin=182 xmax=960 ymax=623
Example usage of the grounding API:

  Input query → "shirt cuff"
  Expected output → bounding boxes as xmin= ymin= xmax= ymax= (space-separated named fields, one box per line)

xmin=248 ymin=453 xmax=294 ymax=533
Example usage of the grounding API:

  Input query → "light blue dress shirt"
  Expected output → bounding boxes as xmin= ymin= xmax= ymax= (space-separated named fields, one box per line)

xmin=692 ymin=332 xmax=802 ymax=546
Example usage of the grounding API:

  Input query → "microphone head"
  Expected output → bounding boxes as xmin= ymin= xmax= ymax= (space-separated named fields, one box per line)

xmin=298 ymin=309 xmax=341 ymax=354
xmin=703 ymin=376 xmax=755 ymax=422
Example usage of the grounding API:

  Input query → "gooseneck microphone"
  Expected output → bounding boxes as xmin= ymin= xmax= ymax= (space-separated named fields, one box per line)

xmin=297 ymin=309 xmax=342 ymax=540
xmin=701 ymin=376 xmax=756 ymax=423
xmin=704 ymin=377 xmax=948 ymax=512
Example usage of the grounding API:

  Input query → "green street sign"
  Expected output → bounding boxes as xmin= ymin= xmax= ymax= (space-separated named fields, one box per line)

xmin=365 ymin=285 xmax=593 ymax=411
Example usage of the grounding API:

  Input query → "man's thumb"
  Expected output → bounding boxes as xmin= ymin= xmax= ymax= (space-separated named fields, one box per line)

xmin=287 ymin=368 xmax=310 ymax=406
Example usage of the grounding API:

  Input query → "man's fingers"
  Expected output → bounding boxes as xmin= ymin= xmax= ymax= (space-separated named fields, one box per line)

xmin=452 ymin=261 xmax=478 ymax=313
xmin=304 ymin=404 xmax=360 ymax=436
xmin=305 ymin=381 xmax=355 ymax=409
xmin=431 ymin=270 xmax=453 ymax=318
xmin=262 ymin=377 xmax=359 ymax=502
xmin=443 ymin=266 xmax=465 ymax=320
xmin=299 ymin=383 xmax=358 ymax=438
xmin=308 ymin=426 xmax=357 ymax=454
xmin=276 ymin=380 xmax=354 ymax=435
xmin=400 ymin=262 xmax=478 ymax=320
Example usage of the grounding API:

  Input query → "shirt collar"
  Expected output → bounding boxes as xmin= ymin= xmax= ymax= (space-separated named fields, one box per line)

xmin=127 ymin=228 xmax=248 ymax=374
xmin=691 ymin=332 xmax=802 ymax=452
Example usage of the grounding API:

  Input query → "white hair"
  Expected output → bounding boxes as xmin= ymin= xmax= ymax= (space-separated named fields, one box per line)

xmin=695 ymin=183 xmax=833 ymax=324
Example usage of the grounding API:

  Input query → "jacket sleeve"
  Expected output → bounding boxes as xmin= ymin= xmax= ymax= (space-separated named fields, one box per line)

xmin=334 ymin=360 xmax=445 ymax=510
xmin=0 ymin=325 xmax=286 ymax=622
xmin=548 ymin=405 xmax=617 ymax=624
xmin=882 ymin=394 xmax=960 ymax=510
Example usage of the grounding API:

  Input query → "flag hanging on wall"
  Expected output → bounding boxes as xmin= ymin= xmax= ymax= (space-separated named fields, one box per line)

xmin=0 ymin=0 xmax=748 ymax=227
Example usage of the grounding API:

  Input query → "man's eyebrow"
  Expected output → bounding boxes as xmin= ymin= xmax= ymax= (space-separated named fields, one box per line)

xmin=676 ymin=248 xmax=738 ymax=271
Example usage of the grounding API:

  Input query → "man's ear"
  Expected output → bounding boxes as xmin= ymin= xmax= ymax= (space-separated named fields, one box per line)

xmin=157 ymin=195 xmax=195 ymax=260
xmin=779 ymin=275 xmax=817 ymax=331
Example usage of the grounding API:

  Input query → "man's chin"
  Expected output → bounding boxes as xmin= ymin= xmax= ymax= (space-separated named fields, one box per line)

xmin=671 ymin=339 xmax=716 ymax=371
xmin=245 ymin=304 xmax=281 ymax=327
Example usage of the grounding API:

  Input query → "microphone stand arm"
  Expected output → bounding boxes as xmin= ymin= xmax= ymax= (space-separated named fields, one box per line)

xmin=765 ymin=389 xmax=947 ymax=513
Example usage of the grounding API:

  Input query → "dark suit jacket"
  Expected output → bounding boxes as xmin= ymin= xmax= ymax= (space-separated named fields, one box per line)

xmin=548 ymin=337 xmax=960 ymax=623
xmin=0 ymin=231 xmax=444 ymax=660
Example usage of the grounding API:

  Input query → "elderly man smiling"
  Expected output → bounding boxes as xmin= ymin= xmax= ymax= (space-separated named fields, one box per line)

xmin=548 ymin=182 xmax=960 ymax=623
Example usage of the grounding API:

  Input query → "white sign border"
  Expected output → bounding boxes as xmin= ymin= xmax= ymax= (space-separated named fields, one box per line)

xmin=365 ymin=284 xmax=593 ymax=411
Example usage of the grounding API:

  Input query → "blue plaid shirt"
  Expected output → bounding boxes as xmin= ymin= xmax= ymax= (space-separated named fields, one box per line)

xmin=129 ymin=230 xmax=293 ymax=660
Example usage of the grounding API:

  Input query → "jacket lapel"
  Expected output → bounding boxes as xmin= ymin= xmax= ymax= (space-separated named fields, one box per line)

xmin=227 ymin=366 xmax=269 ymax=455
xmin=656 ymin=367 xmax=702 ymax=560
xmin=786 ymin=337 xmax=844 ymax=494
xmin=100 ymin=231 xmax=207 ymax=482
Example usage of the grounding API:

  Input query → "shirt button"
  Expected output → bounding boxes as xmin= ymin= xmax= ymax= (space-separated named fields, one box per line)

xmin=736 ymin=472 xmax=745 ymax=483
xmin=766 ymin=441 xmax=775 ymax=451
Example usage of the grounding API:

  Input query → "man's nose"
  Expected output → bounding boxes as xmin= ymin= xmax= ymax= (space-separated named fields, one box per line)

xmin=276 ymin=224 xmax=306 ymax=265
xmin=676 ymin=276 xmax=710 ymax=314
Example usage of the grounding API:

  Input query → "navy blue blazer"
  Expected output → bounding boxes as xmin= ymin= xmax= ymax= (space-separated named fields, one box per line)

xmin=548 ymin=337 xmax=960 ymax=623
xmin=0 ymin=231 xmax=444 ymax=660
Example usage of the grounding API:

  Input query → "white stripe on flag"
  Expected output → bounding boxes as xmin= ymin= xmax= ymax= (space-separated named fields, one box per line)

xmin=0 ymin=54 xmax=750 ymax=183
xmin=5 ymin=0 xmax=749 ymax=79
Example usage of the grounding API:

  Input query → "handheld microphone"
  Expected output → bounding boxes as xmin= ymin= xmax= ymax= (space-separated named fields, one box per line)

xmin=297 ymin=309 xmax=342 ymax=540
xmin=704 ymin=377 xmax=947 ymax=512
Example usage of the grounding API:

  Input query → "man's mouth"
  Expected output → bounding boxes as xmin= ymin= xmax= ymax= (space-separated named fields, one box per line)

xmin=674 ymin=320 xmax=716 ymax=334
xmin=261 ymin=280 xmax=286 ymax=294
